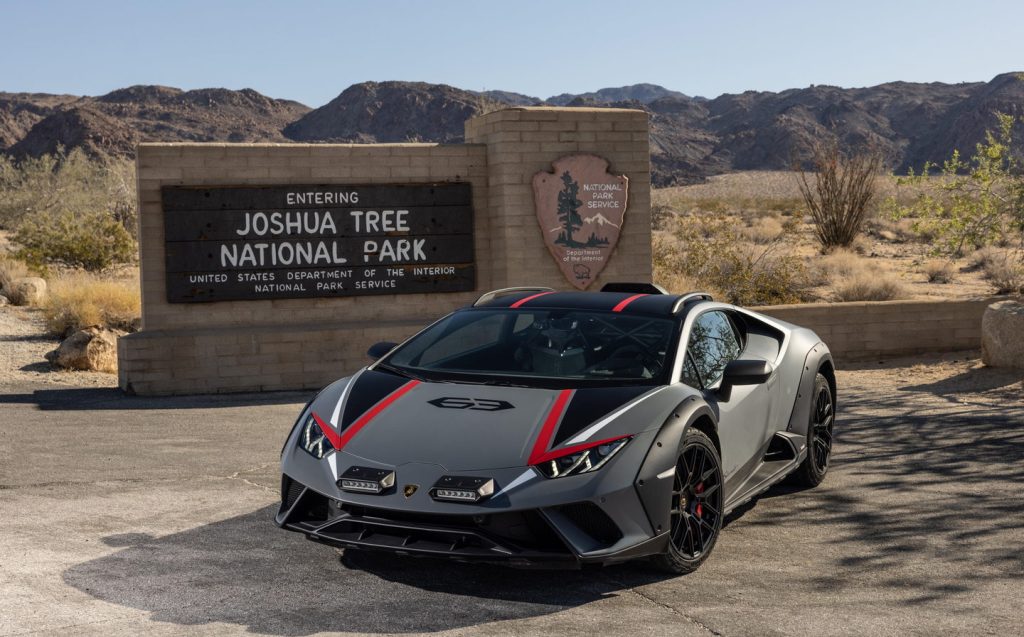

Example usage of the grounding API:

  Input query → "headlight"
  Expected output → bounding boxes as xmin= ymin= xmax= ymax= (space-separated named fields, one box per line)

xmin=535 ymin=436 xmax=630 ymax=479
xmin=298 ymin=411 xmax=335 ymax=459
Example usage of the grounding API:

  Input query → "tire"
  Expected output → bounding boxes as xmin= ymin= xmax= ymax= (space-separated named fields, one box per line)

xmin=789 ymin=373 xmax=834 ymax=487
xmin=652 ymin=428 xmax=724 ymax=574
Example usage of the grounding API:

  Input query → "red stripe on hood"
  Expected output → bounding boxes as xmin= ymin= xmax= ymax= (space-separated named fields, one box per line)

xmin=313 ymin=380 xmax=420 ymax=451
xmin=528 ymin=389 xmax=574 ymax=465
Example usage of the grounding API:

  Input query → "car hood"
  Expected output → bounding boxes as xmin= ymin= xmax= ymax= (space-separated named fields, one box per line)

xmin=310 ymin=369 xmax=667 ymax=471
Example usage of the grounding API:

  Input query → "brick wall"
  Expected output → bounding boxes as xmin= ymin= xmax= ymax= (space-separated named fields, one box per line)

xmin=120 ymin=108 xmax=656 ymax=395
xmin=465 ymin=107 xmax=651 ymax=289
xmin=757 ymin=298 xmax=999 ymax=361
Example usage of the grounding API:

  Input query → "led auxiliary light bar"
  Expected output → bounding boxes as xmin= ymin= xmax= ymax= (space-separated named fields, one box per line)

xmin=337 ymin=466 xmax=396 ymax=494
xmin=429 ymin=476 xmax=495 ymax=503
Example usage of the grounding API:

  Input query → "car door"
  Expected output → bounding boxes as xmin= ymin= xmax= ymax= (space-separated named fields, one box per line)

xmin=681 ymin=310 xmax=774 ymax=499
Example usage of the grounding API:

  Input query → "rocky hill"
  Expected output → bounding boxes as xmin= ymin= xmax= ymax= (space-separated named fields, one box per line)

xmin=2 ymin=74 xmax=1022 ymax=186
xmin=1 ymin=85 xmax=309 ymax=157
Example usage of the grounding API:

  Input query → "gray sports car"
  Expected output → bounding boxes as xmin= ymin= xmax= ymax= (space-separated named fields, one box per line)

xmin=276 ymin=283 xmax=835 ymax=573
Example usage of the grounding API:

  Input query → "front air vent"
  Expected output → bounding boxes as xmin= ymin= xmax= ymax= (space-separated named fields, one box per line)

xmin=281 ymin=475 xmax=305 ymax=510
xmin=557 ymin=502 xmax=623 ymax=546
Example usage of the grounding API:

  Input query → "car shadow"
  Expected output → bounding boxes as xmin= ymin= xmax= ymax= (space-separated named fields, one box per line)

xmin=0 ymin=386 xmax=314 ymax=410
xmin=63 ymin=505 xmax=672 ymax=635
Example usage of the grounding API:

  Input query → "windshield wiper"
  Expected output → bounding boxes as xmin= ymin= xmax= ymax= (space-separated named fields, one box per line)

xmin=374 ymin=363 xmax=429 ymax=383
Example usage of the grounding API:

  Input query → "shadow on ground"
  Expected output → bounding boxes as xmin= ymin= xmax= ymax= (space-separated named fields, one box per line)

xmin=0 ymin=386 xmax=314 ymax=410
xmin=738 ymin=376 xmax=1024 ymax=605
xmin=63 ymin=505 xmax=668 ymax=635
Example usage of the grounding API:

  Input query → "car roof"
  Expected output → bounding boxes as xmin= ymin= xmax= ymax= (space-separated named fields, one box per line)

xmin=472 ymin=288 xmax=711 ymax=318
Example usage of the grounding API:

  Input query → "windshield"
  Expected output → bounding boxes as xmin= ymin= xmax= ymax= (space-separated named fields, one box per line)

xmin=380 ymin=308 xmax=678 ymax=387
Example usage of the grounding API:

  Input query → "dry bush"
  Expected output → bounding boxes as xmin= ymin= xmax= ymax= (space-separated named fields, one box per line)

xmin=968 ymin=246 xmax=1005 ymax=271
xmin=653 ymin=214 xmax=808 ymax=306
xmin=797 ymin=140 xmax=883 ymax=249
xmin=832 ymin=272 xmax=906 ymax=302
xmin=741 ymin=216 xmax=784 ymax=244
xmin=923 ymin=260 xmax=955 ymax=283
xmin=807 ymin=249 xmax=908 ymax=301
xmin=0 ymin=255 xmax=30 ymax=294
xmin=982 ymin=252 xmax=1024 ymax=294
xmin=41 ymin=272 xmax=140 ymax=337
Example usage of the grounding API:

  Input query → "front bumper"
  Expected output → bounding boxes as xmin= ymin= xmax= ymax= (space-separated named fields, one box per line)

xmin=276 ymin=474 xmax=668 ymax=568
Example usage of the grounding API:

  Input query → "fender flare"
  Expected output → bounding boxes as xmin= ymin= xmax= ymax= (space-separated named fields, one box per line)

xmin=633 ymin=395 xmax=718 ymax=537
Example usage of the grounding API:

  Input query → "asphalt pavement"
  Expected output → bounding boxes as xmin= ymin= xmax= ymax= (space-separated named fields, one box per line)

xmin=1 ymin=363 xmax=1022 ymax=636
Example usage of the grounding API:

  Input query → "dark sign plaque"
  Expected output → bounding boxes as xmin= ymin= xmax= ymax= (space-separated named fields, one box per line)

xmin=163 ymin=183 xmax=475 ymax=303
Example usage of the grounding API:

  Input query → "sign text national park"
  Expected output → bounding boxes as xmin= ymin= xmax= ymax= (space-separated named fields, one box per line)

xmin=163 ymin=183 xmax=475 ymax=302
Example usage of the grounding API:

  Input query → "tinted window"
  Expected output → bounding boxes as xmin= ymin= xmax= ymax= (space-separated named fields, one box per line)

xmin=384 ymin=309 xmax=676 ymax=387
xmin=686 ymin=311 xmax=742 ymax=387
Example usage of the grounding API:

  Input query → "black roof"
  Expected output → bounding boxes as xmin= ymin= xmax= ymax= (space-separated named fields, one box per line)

xmin=474 ymin=289 xmax=703 ymax=317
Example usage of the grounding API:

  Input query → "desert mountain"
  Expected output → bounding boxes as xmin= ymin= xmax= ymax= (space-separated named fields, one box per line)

xmin=284 ymin=81 xmax=503 ymax=144
xmin=2 ymin=75 xmax=1022 ymax=186
xmin=2 ymin=85 xmax=309 ymax=157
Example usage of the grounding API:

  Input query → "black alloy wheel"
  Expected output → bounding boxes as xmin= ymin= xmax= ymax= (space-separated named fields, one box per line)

xmin=653 ymin=428 xmax=723 ymax=574
xmin=790 ymin=372 xmax=834 ymax=487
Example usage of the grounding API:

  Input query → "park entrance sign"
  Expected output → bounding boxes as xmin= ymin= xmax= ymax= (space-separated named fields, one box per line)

xmin=533 ymin=155 xmax=628 ymax=289
xmin=163 ymin=183 xmax=474 ymax=302
xmin=121 ymin=107 xmax=652 ymax=395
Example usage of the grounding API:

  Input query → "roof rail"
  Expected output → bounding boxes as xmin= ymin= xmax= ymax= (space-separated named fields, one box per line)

xmin=600 ymin=282 xmax=668 ymax=295
xmin=671 ymin=292 xmax=714 ymax=314
xmin=473 ymin=287 xmax=554 ymax=307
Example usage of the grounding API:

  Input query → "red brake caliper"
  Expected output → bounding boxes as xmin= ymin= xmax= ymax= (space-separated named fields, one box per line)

xmin=695 ymin=482 xmax=704 ymax=518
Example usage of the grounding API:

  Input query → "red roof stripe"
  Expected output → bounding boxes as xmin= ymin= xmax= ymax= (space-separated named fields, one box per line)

xmin=612 ymin=293 xmax=648 ymax=312
xmin=510 ymin=291 xmax=556 ymax=308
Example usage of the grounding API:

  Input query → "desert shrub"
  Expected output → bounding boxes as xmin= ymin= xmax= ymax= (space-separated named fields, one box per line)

xmin=13 ymin=209 xmax=137 ymax=271
xmin=923 ymin=259 xmax=954 ymax=283
xmin=653 ymin=213 xmax=807 ymax=305
xmin=832 ymin=272 xmax=906 ymax=302
xmin=0 ymin=148 xmax=137 ymax=271
xmin=982 ymin=251 xmax=1024 ymax=294
xmin=650 ymin=202 xmax=675 ymax=230
xmin=0 ymin=148 xmax=136 ymax=230
xmin=967 ymin=246 xmax=1005 ymax=270
xmin=888 ymin=113 xmax=1023 ymax=257
xmin=0 ymin=255 xmax=31 ymax=294
xmin=41 ymin=272 xmax=140 ymax=337
xmin=741 ymin=215 xmax=784 ymax=244
xmin=797 ymin=139 xmax=883 ymax=249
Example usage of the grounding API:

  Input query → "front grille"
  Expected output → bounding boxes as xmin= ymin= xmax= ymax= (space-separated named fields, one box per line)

xmin=557 ymin=502 xmax=623 ymax=546
xmin=334 ymin=503 xmax=571 ymax=555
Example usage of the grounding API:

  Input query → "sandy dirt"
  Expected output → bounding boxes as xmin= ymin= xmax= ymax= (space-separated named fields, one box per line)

xmin=0 ymin=305 xmax=117 ymax=389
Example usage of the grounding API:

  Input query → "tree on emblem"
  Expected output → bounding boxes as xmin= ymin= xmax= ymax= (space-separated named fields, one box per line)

xmin=555 ymin=171 xmax=583 ymax=247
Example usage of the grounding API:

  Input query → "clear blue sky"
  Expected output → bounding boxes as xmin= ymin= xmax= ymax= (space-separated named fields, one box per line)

xmin=2 ymin=0 xmax=1021 ymax=107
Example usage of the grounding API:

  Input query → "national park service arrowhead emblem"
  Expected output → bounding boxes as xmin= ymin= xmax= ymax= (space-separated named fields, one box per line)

xmin=533 ymin=154 xmax=628 ymax=289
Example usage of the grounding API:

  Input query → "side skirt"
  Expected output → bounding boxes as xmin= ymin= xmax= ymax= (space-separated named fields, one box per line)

xmin=723 ymin=432 xmax=806 ymax=516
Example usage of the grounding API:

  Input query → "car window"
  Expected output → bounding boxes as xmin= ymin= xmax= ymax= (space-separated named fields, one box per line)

xmin=418 ymin=314 xmax=506 ymax=365
xmin=686 ymin=311 xmax=742 ymax=387
xmin=682 ymin=353 xmax=702 ymax=388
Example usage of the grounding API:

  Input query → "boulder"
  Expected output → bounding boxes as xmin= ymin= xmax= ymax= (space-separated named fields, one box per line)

xmin=45 ymin=326 xmax=124 ymax=374
xmin=0 ymin=294 xmax=8 ymax=306
xmin=9 ymin=276 xmax=47 ymax=306
xmin=981 ymin=300 xmax=1024 ymax=368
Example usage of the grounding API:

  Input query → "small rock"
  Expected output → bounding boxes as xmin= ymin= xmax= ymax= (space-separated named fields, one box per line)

xmin=10 ymin=276 xmax=47 ymax=306
xmin=45 ymin=326 xmax=125 ymax=374
xmin=981 ymin=300 xmax=1024 ymax=369
xmin=0 ymin=294 xmax=8 ymax=306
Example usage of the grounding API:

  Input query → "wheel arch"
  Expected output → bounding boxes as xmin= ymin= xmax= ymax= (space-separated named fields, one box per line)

xmin=633 ymin=396 xmax=719 ymax=537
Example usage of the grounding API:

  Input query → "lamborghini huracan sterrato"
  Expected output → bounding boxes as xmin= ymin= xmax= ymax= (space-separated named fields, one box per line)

xmin=276 ymin=283 xmax=835 ymax=572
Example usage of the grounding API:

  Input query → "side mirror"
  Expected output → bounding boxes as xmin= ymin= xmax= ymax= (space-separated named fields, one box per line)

xmin=367 ymin=341 xmax=398 ymax=361
xmin=717 ymin=359 xmax=773 ymax=401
